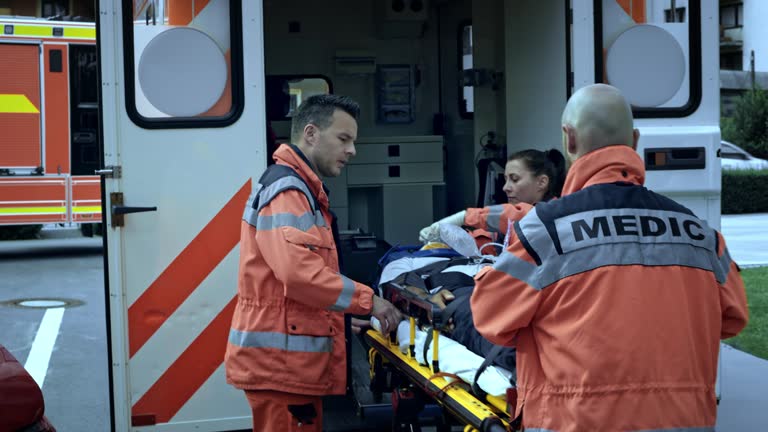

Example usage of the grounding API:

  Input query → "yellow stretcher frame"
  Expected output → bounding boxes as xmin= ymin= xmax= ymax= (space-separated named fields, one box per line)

xmin=364 ymin=327 xmax=513 ymax=432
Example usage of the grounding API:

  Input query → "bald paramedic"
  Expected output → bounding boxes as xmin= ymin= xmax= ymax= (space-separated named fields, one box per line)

xmin=471 ymin=84 xmax=749 ymax=431
xmin=225 ymin=95 xmax=401 ymax=431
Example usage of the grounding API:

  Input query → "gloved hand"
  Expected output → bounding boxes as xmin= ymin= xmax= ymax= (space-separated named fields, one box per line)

xmin=418 ymin=210 xmax=466 ymax=243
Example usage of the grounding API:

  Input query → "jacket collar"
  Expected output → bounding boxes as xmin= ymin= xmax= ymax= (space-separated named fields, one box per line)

xmin=561 ymin=145 xmax=646 ymax=196
xmin=273 ymin=143 xmax=330 ymax=208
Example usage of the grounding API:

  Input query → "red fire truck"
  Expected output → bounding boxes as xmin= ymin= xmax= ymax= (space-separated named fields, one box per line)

xmin=0 ymin=17 xmax=100 ymax=228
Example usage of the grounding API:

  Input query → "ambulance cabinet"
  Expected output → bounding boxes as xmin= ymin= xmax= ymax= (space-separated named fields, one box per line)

xmin=327 ymin=136 xmax=446 ymax=246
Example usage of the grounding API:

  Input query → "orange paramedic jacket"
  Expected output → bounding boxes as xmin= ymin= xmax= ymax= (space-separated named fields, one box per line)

xmin=465 ymin=202 xmax=532 ymax=238
xmin=471 ymin=146 xmax=748 ymax=432
xmin=465 ymin=201 xmax=534 ymax=253
xmin=225 ymin=144 xmax=374 ymax=395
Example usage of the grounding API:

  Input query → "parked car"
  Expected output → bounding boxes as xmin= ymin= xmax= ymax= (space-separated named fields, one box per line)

xmin=0 ymin=344 xmax=56 ymax=431
xmin=720 ymin=141 xmax=768 ymax=171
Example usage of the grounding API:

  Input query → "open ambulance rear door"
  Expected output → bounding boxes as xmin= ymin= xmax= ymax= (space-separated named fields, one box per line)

xmin=572 ymin=0 xmax=721 ymax=225
xmin=571 ymin=0 xmax=723 ymax=398
xmin=97 ymin=1 xmax=261 ymax=430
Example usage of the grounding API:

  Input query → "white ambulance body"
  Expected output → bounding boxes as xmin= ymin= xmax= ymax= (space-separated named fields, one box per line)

xmin=97 ymin=0 xmax=720 ymax=430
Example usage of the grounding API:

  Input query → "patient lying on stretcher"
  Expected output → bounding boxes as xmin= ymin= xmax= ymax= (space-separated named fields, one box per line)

xmin=396 ymin=278 xmax=517 ymax=374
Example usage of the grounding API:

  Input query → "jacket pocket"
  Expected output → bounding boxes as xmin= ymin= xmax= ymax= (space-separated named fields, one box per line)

xmin=284 ymin=311 xmax=335 ymax=387
xmin=282 ymin=225 xmax=334 ymax=250
xmin=282 ymin=225 xmax=337 ymax=268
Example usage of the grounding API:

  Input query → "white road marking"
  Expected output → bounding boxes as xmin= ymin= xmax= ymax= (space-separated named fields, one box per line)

xmin=24 ymin=307 xmax=65 ymax=389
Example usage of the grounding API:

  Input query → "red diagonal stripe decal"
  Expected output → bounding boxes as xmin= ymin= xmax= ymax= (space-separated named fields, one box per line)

xmin=128 ymin=180 xmax=250 ymax=357
xmin=131 ymin=296 xmax=237 ymax=424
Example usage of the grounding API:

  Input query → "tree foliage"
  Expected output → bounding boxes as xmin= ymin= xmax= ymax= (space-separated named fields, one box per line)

xmin=722 ymin=87 xmax=768 ymax=159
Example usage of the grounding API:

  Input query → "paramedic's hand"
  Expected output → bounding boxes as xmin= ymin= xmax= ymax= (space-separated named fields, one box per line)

xmin=351 ymin=317 xmax=371 ymax=335
xmin=371 ymin=296 xmax=402 ymax=335
xmin=418 ymin=210 xmax=467 ymax=243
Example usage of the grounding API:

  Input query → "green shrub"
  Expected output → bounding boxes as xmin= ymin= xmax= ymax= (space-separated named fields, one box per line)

xmin=722 ymin=170 xmax=768 ymax=214
xmin=722 ymin=87 xmax=768 ymax=160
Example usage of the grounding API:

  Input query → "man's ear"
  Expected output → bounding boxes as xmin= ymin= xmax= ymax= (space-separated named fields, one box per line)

xmin=563 ymin=124 xmax=577 ymax=156
xmin=303 ymin=123 xmax=317 ymax=146
xmin=631 ymin=128 xmax=640 ymax=150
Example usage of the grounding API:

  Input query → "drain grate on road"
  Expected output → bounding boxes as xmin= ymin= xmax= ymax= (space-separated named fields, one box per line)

xmin=0 ymin=297 xmax=84 ymax=309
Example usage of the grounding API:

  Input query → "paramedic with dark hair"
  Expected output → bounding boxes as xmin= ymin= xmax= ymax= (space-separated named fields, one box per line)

xmin=471 ymin=84 xmax=748 ymax=431
xmin=409 ymin=148 xmax=568 ymax=376
xmin=225 ymin=94 xmax=401 ymax=432
xmin=419 ymin=148 xmax=567 ymax=244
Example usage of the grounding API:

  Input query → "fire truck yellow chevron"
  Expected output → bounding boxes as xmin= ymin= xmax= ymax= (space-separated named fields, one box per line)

xmin=0 ymin=94 xmax=39 ymax=113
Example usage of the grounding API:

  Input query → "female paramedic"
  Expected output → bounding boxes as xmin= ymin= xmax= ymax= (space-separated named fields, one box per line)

xmin=418 ymin=148 xmax=567 ymax=245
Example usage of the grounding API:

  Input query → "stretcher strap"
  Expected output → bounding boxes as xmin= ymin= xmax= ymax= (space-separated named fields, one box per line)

xmin=390 ymin=257 xmax=474 ymax=291
xmin=472 ymin=344 xmax=506 ymax=401
xmin=422 ymin=328 xmax=434 ymax=365
xmin=426 ymin=371 xmax=467 ymax=399
xmin=441 ymin=293 xmax=471 ymax=327
xmin=420 ymin=328 xmax=441 ymax=373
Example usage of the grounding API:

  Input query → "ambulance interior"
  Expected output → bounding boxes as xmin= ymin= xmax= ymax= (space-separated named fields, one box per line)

xmin=263 ymin=0 xmax=571 ymax=248
xmin=260 ymin=1 xmax=568 ymax=426
xmin=262 ymin=0 xmax=706 ymax=244
xmin=259 ymin=0 xmax=705 ymax=429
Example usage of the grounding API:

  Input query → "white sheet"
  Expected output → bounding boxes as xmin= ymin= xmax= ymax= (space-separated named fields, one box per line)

xmin=370 ymin=317 xmax=514 ymax=398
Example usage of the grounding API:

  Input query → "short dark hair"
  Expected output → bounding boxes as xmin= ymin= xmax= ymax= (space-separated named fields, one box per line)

xmin=508 ymin=148 xmax=568 ymax=200
xmin=290 ymin=95 xmax=360 ymax=143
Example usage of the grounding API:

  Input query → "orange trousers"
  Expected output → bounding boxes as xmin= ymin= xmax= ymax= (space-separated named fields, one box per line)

xmin=244 ymin=389 xmax=323 ymax=432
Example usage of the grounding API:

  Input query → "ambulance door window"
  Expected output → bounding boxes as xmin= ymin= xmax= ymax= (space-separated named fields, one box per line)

xmin=595 ymin=0 xmax=701 ymax=117
xmin=265 ymin=76 xmax=332 ymax=121
xmin=123 ymin=0 xmax=244 ymax=128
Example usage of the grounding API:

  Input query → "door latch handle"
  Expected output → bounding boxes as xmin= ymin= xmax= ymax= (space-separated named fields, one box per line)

xmin=112 ymin=205 xmax=157 ymax=215
xmin=109 ymin=192 xmax=156 ymax=228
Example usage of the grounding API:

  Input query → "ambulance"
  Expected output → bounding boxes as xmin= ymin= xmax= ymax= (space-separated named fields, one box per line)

xmin=96 ymin=0 xmax=721 ymax=430
xmin=0 ymin=17 xmax=101 ymax=228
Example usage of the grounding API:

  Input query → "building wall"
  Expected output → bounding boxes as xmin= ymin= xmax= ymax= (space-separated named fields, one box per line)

xmin=742 ymin=0 xmax=768 ymax=72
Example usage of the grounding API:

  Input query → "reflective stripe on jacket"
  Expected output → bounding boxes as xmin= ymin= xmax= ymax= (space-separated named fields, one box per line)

xmin=225 ymin=144 xmax=374 ymax=395
xmin=471 ymin=145 xmax=749 ymax=431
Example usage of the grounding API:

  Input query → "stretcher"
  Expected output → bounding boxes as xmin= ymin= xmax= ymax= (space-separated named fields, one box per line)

xmin=363 ymin=278 xmax=520 ymax=432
